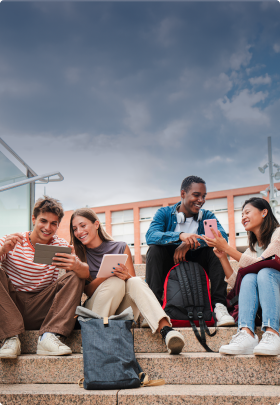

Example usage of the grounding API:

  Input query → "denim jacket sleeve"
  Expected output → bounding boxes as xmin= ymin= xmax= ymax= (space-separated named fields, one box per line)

xmin=145 ymin=207 xmax=181 ymax=245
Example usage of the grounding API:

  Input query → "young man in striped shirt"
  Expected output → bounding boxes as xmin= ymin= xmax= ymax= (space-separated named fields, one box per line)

xmin=0 ymin=196 xmax=89 ymax=359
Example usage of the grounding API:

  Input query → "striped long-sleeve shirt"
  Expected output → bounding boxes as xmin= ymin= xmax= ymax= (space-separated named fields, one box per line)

xmin=0 ymin=232 xmax=69 ymax=292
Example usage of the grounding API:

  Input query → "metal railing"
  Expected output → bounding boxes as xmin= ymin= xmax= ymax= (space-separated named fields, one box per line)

xmin=0 ymin=171 xmax=64 ymax=192
xmin=0 ymin=137 xmax=64 ymax=229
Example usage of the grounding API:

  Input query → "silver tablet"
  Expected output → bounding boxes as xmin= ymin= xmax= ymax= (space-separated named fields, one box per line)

xmin=33 ymin=243 xmax=71 ymax=265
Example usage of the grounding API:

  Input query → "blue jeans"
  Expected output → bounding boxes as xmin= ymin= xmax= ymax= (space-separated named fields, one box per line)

xmin=238 ymin=268 xmax=280 ymax=335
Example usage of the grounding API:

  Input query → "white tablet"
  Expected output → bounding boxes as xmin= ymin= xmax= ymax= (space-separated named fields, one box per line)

xmin=96 ymin=254 xmax=128 ymax=278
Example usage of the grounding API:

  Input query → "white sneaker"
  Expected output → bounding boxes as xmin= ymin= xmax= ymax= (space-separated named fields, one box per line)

xmin=253 ymin=331 xmax=280 ymax=356
xmin=160 ymin=326 xmax=185 ymax=355
xmin=0 ymin=336 xmax=21 ymax=359
xmin=219 ymin=330 xmax=259 ymax=355
xmin=214 ymin=303 xmax=236 ymax=327
xmin=37 ymin=333 xmax=72 ymax=356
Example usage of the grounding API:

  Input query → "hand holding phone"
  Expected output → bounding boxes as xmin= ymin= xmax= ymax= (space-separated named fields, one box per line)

xmin=203 ymin=219 xmax=218 ymax=239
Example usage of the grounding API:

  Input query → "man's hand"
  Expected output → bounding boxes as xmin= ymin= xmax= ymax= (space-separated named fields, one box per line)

xmin=179 ymin=233 xmax=201 ymax=250
xmin=0 ymin=233 xmax=24 ymax=255
xmin=174 ymin=242 xmax=190 ymax=264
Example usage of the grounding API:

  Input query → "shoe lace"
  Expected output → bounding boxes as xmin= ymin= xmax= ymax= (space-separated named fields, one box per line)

xmin=261 ymin=332 xmax=276 ymax=344
xmin=230 ymin=330 xmax=250 ymax=344
xmin=216 ymin=304 xmax=228 ymax=317
xmin=46 ymin=334 xmax=64 ymax=347
xmin=160 ymin=326 xmax=173 ymax=341
xmin=2 ymin=337 xmax=18 ymax=349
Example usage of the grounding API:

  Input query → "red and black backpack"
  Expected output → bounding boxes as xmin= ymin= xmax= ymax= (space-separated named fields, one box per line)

xmin=162 ymin=261 xmax=217 ymax=352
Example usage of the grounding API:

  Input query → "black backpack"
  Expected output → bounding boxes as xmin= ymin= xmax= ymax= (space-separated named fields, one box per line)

xmin=162 ymin=261 xmax=217 ymax=352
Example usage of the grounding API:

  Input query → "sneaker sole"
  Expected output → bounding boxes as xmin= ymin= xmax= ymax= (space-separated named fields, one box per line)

xmin=0 ymin=353 xmax=19 ymax=359
xmin=219 ymin=347 xmax=255 ymax=355
xmin=167 ymin=336 xmax=184 ymax=355
xmin=217 ymin=320 xmax=236 ymax=327
xmin=36 ymin=350 xmax=72 ymax=356
xmin=253 ymin=349 xmax=280 ymax=356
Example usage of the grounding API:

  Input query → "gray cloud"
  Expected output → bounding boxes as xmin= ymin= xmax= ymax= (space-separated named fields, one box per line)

xmin=0 ymin=2 xmax=280 ymax=210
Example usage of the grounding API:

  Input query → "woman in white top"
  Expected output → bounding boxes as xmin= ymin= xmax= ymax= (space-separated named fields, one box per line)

xmin=70 ymin=208 xmax=185 ymax=355
xmin=202 ymin=197 xmax=280 ymax=356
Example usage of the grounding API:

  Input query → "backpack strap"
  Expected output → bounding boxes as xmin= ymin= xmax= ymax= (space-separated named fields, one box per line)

xmin=176 ymin=262 xmax=217 ymax=353
xmin=137 ymin=360 xmax=165 ymax=387
xmin=176 ymin=263 xmax=194 ymax=308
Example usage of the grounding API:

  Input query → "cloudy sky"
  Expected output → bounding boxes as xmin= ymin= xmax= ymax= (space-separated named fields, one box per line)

xmin=0 ymin=1 xmax=280 ymax=211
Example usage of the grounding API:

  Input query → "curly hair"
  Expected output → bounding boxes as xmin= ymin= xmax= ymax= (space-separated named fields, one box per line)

xmin=242 ymin=197 xmax=279 ymax=252
xmin=33 ymin=196 xmax=64 ymax=223
xmin=181 ymin=176 xmax=206 ymax=193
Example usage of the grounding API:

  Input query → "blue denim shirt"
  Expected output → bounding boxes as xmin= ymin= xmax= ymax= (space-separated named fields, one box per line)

xmin=145 ymin=202 xmax=228 ymax=248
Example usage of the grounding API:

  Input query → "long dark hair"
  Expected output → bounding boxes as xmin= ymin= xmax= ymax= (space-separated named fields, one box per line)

xmin=242 ymin=197 xmax=279 ymax=252
xmin=70 ymin=208 xmax=113 ymax=262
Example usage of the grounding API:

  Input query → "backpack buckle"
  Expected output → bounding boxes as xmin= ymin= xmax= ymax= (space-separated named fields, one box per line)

xmin=197 ymin=312 xmax=203 ymax=319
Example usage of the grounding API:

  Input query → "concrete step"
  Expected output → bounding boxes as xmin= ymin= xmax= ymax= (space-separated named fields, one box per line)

xmin=118 ymin=385 xmax=280 ymax=404
xmin=19 ymin=327 xmax=267 ymax=354
xmin=1 ymin=353 xmax=280 ymax=385
xmin=1 ymin=384 xmax=280 ymax=405
xmin=0 ymin=384 xmax=117 ymax=404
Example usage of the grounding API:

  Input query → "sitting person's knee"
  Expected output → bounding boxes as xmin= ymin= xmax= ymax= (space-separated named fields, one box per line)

xmin=257 ymin=268 xmax=271 ymax=284
xmin=241 ymin=273 xmax=257 ymax=288
xmin=126 ymin=276 xmax=142 ymax=287
xmin=110 ymin=276 xmax=126 ymax=293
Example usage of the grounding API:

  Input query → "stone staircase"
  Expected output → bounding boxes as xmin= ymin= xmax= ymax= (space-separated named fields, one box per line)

xmin=1 ymin=262 xmax=280 ymax=404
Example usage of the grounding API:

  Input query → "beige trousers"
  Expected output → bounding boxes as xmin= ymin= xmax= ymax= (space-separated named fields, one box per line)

xmin=85 ymin=276 xmax=171 ymax=333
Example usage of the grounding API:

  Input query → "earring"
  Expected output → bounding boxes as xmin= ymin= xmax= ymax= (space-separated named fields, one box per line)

xmin=263 ymin=215 xmax=265 ymax=218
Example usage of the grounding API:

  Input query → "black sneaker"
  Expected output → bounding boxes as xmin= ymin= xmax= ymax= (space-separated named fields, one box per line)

xmin=160 ymin=326 xmax=185 ymax=355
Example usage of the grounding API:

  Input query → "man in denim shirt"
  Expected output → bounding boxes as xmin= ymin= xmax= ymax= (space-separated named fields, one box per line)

xmin=145 ymin=175 xmax=235 ymax=326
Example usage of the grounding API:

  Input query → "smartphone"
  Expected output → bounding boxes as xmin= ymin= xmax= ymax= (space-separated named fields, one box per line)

xmin=203 ymin=219 xmax=218 ymax=239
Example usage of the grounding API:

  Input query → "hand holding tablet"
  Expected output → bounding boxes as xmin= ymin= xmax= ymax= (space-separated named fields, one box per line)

xmin=96 ymin=254 xmax=128 ymax=279
xmin=33 ymin=244 xmax=72 ymax=265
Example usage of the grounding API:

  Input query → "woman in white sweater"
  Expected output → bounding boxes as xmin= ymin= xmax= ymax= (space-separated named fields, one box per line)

xmin=202 ymin=197 xmax=280 ymax=355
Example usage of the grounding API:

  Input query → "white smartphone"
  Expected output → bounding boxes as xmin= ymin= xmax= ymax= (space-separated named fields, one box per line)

xmin=96 ymin=254 xmax=128 ymax=278
xmin=203 ymin=219 xmax=218 ymax=239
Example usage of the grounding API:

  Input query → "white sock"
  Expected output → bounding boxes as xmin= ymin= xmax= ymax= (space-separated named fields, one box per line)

xmin=41 ymin=332 xmax=55 ymax=341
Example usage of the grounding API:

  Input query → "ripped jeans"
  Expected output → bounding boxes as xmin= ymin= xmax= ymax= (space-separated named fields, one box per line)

xmin=238 ymin=268 xmax=280 ymax=335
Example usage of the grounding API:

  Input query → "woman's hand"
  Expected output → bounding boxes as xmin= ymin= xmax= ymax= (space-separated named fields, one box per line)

xmin=112 ymin=263 xmax=132 ymax=281
xmin=213 ymin=247 xmax=227 ymax=260
xmin=51 ymin=245 xmax=90 ymax=279
xmin=202 ymin=229 xmax=229 ymax=252
xmin=52 ymin=245 xmax=80 ymax=271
